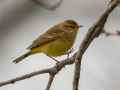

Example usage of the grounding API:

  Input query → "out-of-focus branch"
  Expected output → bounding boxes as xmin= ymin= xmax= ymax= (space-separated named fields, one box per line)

xmin=73 ymin=0 xmax=120 ymax=90
xmin=0 ymin=53 xmax=77 ymax=90
xmin=102 ymin=29 xmax=120 ymax=36
xmin=31 ymin=0 xmax=63 ymax=10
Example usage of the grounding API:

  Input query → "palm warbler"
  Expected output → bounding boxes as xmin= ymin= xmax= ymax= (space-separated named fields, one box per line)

xmin=13 ymin=20 xmax=83 ymax=64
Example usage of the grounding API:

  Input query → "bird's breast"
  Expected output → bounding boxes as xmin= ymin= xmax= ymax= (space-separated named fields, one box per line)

xmin=42 ymin=32 xmax=77 ymax=57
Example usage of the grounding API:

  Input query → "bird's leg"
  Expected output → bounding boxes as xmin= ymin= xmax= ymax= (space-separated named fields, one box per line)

xmin=66 ymin=47 xmax=75 ymax=59
xmin=46 ymin=54 xmax=60 ymax=63
xmin=46 ymin=54 xmax=62 ymax=70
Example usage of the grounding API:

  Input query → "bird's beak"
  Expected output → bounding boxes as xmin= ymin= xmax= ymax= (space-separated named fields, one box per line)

xmin=78 ymin=25 xmax=83 ymax=28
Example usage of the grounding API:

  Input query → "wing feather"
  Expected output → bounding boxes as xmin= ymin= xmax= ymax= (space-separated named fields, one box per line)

xmin=27 ymin=25 xmax=64 ymax=50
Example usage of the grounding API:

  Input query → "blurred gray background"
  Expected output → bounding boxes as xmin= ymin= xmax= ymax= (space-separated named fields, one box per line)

xmin=0 ymin=0 xmax=120 ymax=90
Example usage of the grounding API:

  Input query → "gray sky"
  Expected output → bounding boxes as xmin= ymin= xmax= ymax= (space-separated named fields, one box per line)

xmin=0 ymin=0 xmax=120 ymax=90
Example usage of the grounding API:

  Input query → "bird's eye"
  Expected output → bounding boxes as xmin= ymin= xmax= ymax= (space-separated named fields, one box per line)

xmin=67 ymin=26 xmax=74 ymax=29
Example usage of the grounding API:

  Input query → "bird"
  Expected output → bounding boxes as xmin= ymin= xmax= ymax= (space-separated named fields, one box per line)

xmin=13 ymin=20 xmax=83 ymax=64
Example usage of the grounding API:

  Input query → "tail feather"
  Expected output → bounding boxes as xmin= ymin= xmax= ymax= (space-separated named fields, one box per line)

xmin=13 ymin=52 xmax=30 ymax=64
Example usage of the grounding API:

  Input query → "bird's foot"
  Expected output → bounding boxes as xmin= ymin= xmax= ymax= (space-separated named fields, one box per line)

xmin=66 ymin=47 xmax=75 ymax=59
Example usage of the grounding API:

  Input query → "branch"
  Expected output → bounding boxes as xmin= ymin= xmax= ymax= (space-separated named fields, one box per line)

xmin=46 ymin=75 xmax=55 ymax=90
xmin=0 ymin=68 xmax=50 ymax=87
xmin=102 ymin=29 xmax=120 ymax=36
xmin=0 ymin=53 xmax=77 ymax=90
xmin=108 ymin=0 xmax=120 ymax=6
xmin=73 ymin=0 xmax=120 ymax=90
xmin=31 ymin=0 xmax=63 ymax=10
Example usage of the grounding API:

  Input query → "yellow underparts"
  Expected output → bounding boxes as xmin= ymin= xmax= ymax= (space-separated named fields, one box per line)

xmin=30 ymin=29 xmax=78 ymax=57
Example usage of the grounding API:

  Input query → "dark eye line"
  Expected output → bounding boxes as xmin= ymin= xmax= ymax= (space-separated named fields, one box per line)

xmin=64 ymin=25 xmax=75 ymax=30
xmin=67 ymin=26 xmax=74 ymax=28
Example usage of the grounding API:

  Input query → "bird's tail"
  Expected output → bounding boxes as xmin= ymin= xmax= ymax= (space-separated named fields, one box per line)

xmin=13 ymin=51 xmax=30 ymax=64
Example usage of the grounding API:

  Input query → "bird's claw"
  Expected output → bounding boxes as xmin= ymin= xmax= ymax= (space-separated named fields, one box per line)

xmin=66 ymin=47 xmax=75 ymax=59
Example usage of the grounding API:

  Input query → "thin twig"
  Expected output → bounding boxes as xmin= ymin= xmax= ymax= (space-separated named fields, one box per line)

xmin=0 ymin=68 xmax=50 ymax=87
xmin=46 ymin=75 xmax=55 ymax=90
xmin=31 ymin=0 xmax=63 ymax=10
xmin=102 ymin=30 xmax=120 ymax=36
xmin=73 ymin=0 xmax=120 ymax=90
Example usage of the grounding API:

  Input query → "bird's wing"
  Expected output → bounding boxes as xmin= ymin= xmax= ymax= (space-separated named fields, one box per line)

xmin=27 ymin=25 xmax=64 ymax=50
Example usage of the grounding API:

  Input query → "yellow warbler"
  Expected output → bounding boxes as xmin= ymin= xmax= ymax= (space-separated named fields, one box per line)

xmin=13 ymin=20 xmax=83 ymax=64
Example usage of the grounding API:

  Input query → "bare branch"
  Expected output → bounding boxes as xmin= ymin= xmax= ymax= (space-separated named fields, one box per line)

xmin=31 ymin=0 xmax=63 ymax=10
xmin=73 ymin=0 xmax=120 ymax=90
xmin=0 ymin=53 xmax=77 ymax=90
xmin=46 ymin=75 xmax=55 ymax=90
xmin=0 ymin=68 xmax=50 ymax=87
xmin=102 ymin=29 xmax=120 ymax=36
xmin=108 ymin=0 xmax=120 ymax=6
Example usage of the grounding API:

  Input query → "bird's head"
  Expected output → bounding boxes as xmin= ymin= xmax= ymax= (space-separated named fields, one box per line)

xmin=59 ymin=20 xmax=83 ymax=33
